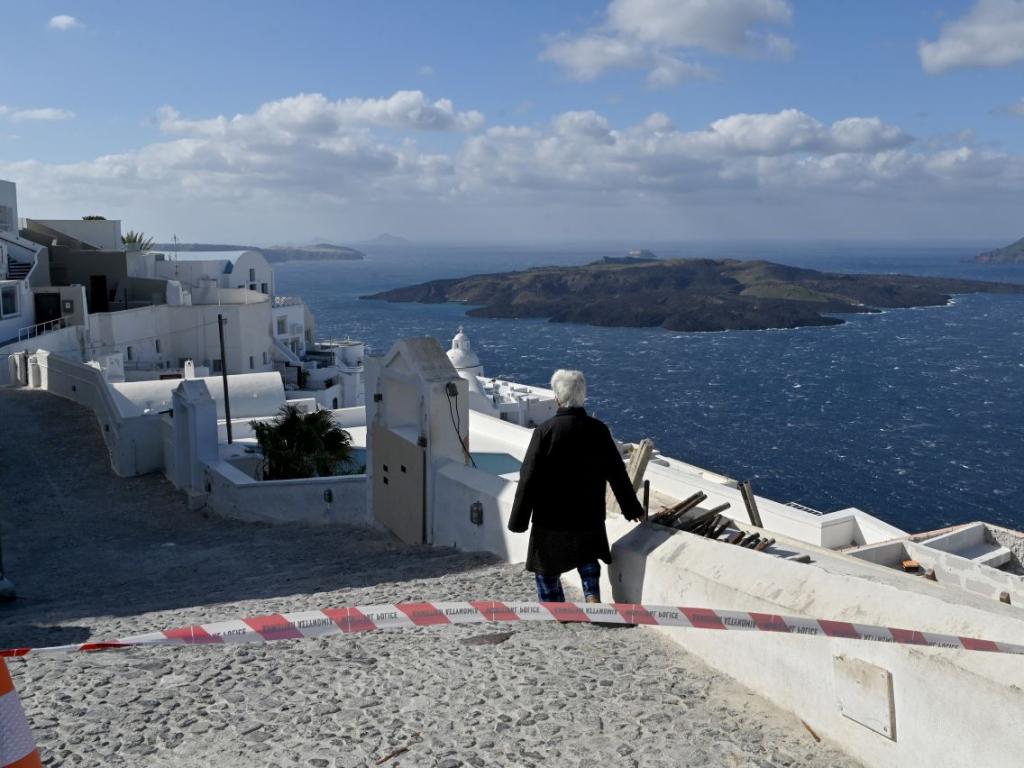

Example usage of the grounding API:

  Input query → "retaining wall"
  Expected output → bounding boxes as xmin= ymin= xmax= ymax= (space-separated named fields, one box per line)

xmin=204 ymin=460 xmax=372 ymax=527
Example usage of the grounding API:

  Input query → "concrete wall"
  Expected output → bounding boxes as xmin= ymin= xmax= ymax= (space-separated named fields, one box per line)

xmin=606 ymin=525 xmax=1024 ymax=768
xmin=0 ymin=325 xmax=85 ymax=385
xmin=905 ymin=538 xmax=1024 ymax=605
xmin=204 ymin=460 xmax=372 ymax=526
xmin=112 ymin=372 xmax=286 ymax=419
xmin=86 ymin=299 xmax=274 ymax=378
xmin=26 ymin=350 xmax=164 ymax=476
xmin=30 ymin=219 xmax=123 ymax=250
xmin=433 ymin=461 xmax=522 ymax=560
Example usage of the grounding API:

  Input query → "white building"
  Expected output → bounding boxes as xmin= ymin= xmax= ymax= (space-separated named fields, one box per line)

xmin=0 ymin=183 xmax=51 ymax=345
xmin=445 ymin=327 xmax=557 ymax=427
xmin=271 ymin=295 xmax=312 ymax=360
xmin=85 ymin=288 xmax=275 ymax=381
xmin=152 ymin=250 xmax=274 ymax=298
xmin=0 ymin=179 xmax=363 ymax=401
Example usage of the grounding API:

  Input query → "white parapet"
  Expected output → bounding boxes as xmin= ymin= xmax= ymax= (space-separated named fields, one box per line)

xmin=605 ymin=523 xmax=1024 ymax=768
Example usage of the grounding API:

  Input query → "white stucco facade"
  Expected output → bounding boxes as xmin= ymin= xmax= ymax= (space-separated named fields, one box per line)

xmin=85 ymin=296 xmax=275 ymax=380
xmin=152 ymin=250 xmax=274 ymax=298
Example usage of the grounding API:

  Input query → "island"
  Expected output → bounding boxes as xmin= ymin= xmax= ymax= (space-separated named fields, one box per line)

xmin=362 ymin=258 xmax=1024 ymax=332
xmin=152 ymin=242 xmax=365 ymax=262
xmin=602 ymin=249 xmax=658 ymax=265
xmin=975 ymin=237 xmax=1024 ymax=264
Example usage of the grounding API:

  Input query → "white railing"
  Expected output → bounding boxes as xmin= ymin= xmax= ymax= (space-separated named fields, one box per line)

xmin=17 ymin=316 xmax=67 ymax=342
xmin=785 ymin=500 xmax=825 ymax=516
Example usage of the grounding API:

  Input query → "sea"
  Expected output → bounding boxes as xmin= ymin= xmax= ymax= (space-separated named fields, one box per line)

xmin=274 ymin=242 xmax=1024 ymax=534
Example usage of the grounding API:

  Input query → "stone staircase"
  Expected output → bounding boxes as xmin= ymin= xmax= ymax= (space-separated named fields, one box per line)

xmin=5 ymin=258 xmax=31 ymax=281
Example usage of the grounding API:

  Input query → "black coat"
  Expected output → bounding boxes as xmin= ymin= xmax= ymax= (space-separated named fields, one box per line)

xmin=508 ymin=407 xmax=644 ymax=575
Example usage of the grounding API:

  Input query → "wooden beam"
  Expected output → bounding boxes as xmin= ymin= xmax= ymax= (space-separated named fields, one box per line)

xmin=607 ymin=439 xmax=654 ymax=518
xmin=739 ymin=480 xmax=764 ymax=528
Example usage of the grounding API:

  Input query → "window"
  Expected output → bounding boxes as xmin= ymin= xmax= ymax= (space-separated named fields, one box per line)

xmin=0 ymin=286 xmax=17 ymax=317
xmin=249 ymin=267 xmax=256 ymax=282
xmin=212 ymin=359 xmax=223 ymax=373
xmin=262 ymin=351 xmax=268 ymax=365
xmin=260 ymin=282 xmax=268 ymax=294
xmin=249 ymin=283 xmax=257 ymax=291
xmin=126 ymin=346 xmax=134 ymax=361
xmin=277 ymin=317 xmax=286 ymax=334
xmin=249 ymin=355 xmax=254 ymax=370
xmin=155 ymin=339 xmax=161 ymax=354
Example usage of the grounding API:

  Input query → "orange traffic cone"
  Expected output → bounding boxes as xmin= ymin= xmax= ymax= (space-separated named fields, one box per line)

xmin=0 ymin=658 xmax=42 ymax=768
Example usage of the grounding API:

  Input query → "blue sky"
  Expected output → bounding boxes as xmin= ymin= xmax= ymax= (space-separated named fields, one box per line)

xmin=2 ymin=1 xmax=1023 ymax=243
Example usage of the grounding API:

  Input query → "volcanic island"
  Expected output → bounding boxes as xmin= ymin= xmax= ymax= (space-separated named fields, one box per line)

xmin=362 ymin=258 xmax=1024 ymax=332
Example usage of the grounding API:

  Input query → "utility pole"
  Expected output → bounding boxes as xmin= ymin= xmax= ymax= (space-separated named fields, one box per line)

xmin=217 ymin=314 xmax=233 ymax=444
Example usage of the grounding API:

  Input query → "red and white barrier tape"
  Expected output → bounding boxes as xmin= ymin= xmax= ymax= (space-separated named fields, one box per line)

xmin=2 ymin=601 xmax=1022 ymax=659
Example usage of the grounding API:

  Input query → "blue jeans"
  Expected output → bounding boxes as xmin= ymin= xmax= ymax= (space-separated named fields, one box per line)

xmin=535 ymin=561 xmax=601 ymax=602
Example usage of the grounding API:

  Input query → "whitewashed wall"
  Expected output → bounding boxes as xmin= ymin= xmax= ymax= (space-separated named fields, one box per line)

xmin=204 ymin=460 xmax=372 ymax=527
xmin=27 ymin=350 xmax=164 ymax=476
xmin=607 ymin=525 xmax=1024 ymax=768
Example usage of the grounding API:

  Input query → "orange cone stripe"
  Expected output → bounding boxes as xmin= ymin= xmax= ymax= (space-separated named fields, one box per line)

xmin=0 ymin=660 xmax=42 ymax=768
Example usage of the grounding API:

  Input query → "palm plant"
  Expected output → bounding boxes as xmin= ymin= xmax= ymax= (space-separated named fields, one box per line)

xmin=122 ymin=230 xmax=154 ymax=250
xmin=250 ymin=405 xmax=354 ymax=480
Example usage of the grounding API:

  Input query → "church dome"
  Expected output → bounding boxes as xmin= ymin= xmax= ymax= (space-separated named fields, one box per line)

xmin=447 ymin=326 xmax=483 ymax=373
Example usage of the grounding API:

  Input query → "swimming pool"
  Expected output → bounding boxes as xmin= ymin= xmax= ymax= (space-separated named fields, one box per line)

xmin=347 ymin=448 xmax=520 ymax=476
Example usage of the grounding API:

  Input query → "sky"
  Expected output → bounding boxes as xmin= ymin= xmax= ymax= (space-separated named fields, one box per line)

xmin=1 ymin=0 xmax=1023 ymax=244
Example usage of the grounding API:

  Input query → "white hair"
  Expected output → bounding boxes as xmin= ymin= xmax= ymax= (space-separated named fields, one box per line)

xmin=550 ymin=369 xmax=587 ymax=408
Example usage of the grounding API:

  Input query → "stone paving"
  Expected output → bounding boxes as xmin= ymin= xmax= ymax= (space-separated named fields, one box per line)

xmin=0 ymin=387 xmax=860 ymax=767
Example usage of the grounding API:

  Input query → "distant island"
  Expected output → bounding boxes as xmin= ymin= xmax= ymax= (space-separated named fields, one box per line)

xmin=975 ymin=237 xmax=1024 ymax=264
xmin=601 ymin=249 xmax=658 ymax=265
xmin=362 ymin=258 xmax=1024 ymax=333
xmin=152 ymin=242 xmax=365 ymax=262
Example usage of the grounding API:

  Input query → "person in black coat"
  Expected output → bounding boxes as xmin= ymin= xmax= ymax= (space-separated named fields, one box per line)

xmin=508 ymin=369 xmax=645 ymax=603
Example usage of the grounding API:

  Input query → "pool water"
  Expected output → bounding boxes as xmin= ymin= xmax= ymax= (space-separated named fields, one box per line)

xmin=344 ymin=447 xmax=520 ymax=476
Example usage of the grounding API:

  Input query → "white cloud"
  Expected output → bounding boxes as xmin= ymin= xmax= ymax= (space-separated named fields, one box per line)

xmin=607 ymin=0 xmax=792 ymax=54
xmin=456 ymin=109 xmax=916 ymax=198
xmin=10 ymin=108 xmax=76 ymax=122
xmin=2 ymin=93 xmax=1021 ymax=241
xmin=157 ymin=91 xmax=484 ymax=136
xmin=919 ymin=0 xmax=1024 ymax=74
xmin=542 ymin=0 xmax=793 ymax=86
xmin=417 ymin=65 xmax=436 ymax=78
xmin=48 ymin=14 xmax=81 ymax=30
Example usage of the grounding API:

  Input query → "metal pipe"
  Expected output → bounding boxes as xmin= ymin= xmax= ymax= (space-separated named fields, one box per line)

xmin=217 ymin=314 xmax=233 ymax=444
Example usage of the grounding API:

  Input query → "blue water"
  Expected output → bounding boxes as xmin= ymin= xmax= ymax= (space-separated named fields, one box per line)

xmin=276 ymin=243 xmax=1024 ymax=533
xmin=347 ymin=448 xmax=518 ymax=476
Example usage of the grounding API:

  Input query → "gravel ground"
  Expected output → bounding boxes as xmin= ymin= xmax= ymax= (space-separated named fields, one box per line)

xmin=0 ymin=387 xmax=859 ymax=767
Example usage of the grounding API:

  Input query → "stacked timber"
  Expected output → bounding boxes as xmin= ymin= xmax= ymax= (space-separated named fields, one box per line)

xmin=649 ymin=495 xmax=778 ymax=553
